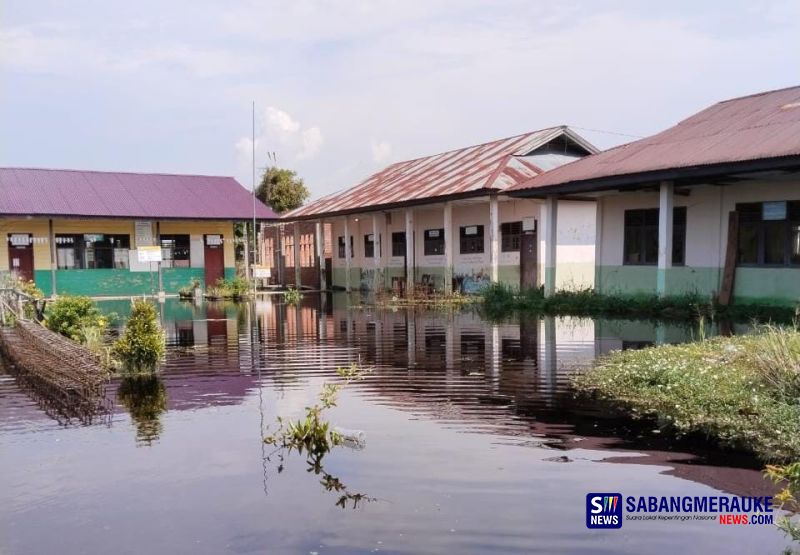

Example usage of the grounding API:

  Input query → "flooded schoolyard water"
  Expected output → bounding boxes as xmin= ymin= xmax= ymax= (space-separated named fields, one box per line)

xmin=0 ymin=294 xmax=792 ymax=554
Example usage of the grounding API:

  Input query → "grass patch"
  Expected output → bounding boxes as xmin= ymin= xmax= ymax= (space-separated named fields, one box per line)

xmin=481 ymin=283 xmax=798 ymax=322
xmin=573 ymin=324 xmax=800 ymax=462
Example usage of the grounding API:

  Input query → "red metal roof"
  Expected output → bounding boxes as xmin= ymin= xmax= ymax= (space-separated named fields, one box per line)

xmin=510 ymin=86 xmax=800 ymax=193
xmin=286 ymin=126 xmax=595 ymax=218
xmin=0 ymin=168 xmax=277 ymax=220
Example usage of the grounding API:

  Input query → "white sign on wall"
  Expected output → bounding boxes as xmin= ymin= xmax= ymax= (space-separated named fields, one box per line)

xmin=205 ymin=234 xmax=223 ymax=246
xmin=137 ymin=246 xmax=163 ymax=263
xmin=9 ymin=234 xmax=31 ymax=246
xmin=522 ymin=218 xmax=536 ymax=232
xmin=253 ymin=266 xmax=271 ymax=278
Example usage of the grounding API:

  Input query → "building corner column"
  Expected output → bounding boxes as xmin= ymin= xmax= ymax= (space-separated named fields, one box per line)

xmin=372 ymin=213 xmax=381 ymax=292
xmin=657 ymin=180 xmax=674 ymax=297
xmin=48 ymin=219 xmax=57 ymax=297
xmin=405 ymin=209 xmax=415 ymax=295
xmin=443 ymin=202 xmax=453 ymax=294
xmin=344 ymin=217 xmax=352 ymax=293
xmin=489 ymin=195 xmax=499 ymax=283
xmin=293 ymin=223 xmax=301 ymax=289
xmin=544 ymin=195 xmax=558 ymax=297
xmin=316 ymin=221 xmax=326 ymax=291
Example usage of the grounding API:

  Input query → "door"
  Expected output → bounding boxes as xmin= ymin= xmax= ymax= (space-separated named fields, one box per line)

xmin=520 ymin=230 xmax=537 ymax=289
xmin=203 ymin=234 xmax=225 ymax=287
xmin=7 ymin=234 xmax=34 ymax=282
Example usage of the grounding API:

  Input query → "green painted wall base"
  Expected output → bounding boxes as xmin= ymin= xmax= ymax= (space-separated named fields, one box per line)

xmin=35 ymin=267 xmax=234 ymax=297
xmin=596 ymin=265 xmax=800 ymax=306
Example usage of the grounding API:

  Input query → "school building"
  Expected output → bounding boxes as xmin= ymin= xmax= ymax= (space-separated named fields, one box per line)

xmin=0 ymin=168 xmax=276 ymax=297
xmin=277 ymin=126 xmax=599 ymax=295
xmin=509 ymin=86 xmax=800 ymax=305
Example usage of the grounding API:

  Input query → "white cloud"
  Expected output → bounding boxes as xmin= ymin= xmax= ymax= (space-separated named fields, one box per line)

xmin=265 ymin=107 xmax=301 ymax=134
xmin=370 ymin=140 xmax=392 ymax=164
xmin=235 ymin=106 xmax=324 ymax=182
xmin=0 ymin=24 xmax=262 ymax=77
xmin=299 ymin=126 xmax=324 ymax=160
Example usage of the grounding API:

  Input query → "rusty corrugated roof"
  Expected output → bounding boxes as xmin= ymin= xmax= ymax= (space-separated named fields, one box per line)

xmin=285 ymin=126 xmax=595 ymax=219
xmin=0 ymin=168 xmax=278 ymax=220
xmin=510 ymin=86 xmax=800 ymax=193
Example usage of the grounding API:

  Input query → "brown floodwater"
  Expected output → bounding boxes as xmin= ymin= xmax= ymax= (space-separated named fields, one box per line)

xmin=0 ymin=294 xmax=792 ymax=554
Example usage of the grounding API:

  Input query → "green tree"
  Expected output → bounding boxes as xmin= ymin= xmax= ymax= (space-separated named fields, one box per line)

xmin=256 ymin=166 xmax=310 ymax=213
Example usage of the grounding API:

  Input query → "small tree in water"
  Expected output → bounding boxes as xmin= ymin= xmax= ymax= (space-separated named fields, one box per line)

xmin=113 ymin=299 xmax=165 ymax=374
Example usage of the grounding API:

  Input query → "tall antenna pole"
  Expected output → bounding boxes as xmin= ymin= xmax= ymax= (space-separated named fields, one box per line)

xmin=251 ymin=100 xmax=257 ymax=295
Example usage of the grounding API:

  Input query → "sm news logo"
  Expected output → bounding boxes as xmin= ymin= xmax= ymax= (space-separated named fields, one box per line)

xmin=586 ymin=493 xmax=623 ymax=529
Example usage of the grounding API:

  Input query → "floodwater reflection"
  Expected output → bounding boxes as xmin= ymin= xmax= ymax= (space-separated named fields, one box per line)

xmin=0 ymin=294 xmax=790 ymax=555
xmin=117 ymin=374 xmax=167 ymax=446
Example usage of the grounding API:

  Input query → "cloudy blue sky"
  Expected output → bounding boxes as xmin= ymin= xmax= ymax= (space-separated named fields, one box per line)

xmin=1 ymin=1 xmax=798 ymax=200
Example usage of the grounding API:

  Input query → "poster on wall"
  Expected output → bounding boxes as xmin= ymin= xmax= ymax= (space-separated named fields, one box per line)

xmin=135 ymin=221 xmax=154 ymax=247
xmin=137 ymin=245 xmax=162 ymax=263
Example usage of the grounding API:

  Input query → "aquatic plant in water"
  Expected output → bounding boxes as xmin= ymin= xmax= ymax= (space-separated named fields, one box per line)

xmin=284 ymin=287 xmax=302 ymax=306
xmin=263 ymin=363 xmax=374 ymax=508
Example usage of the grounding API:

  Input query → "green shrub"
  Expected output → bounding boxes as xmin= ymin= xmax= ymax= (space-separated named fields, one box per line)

xmin=285 ymin=287 xmax=303 ymax=306
xmin=574 ymin=326 xmax=800 ymax=462
xmin=45 ymin=296 xmax=107 ymax=343
xmin=112 ymin=299 xmax=165 ymax=374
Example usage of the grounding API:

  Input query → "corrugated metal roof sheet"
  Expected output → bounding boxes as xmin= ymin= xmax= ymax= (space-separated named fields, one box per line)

xmin=286 ymin=126 xmax=595 ymax=218
xmin=510 ymin=86 xmax=800 ymax=192
xmin=0 ymin=168 xmax=278 ymax=220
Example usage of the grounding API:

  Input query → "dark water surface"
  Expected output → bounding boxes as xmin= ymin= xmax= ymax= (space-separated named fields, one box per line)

xmin=0 ymin=294 xmax=791 ymax=554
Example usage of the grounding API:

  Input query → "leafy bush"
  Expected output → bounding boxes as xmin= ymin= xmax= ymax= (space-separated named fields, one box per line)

xmin=112 ymin=299 xmax=165 ymax=374
xmin=284 ymin=287 xmax=303 ymax=306
xmin=205 ymin=277 xmax=250 ymax=299
xmin=45 ymin=296 xmax=107 ymax=343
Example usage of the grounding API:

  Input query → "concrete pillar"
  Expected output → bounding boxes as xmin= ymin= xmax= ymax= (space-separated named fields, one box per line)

xmin=405 ymin=209 xmax=415 ymax=295
xmin=344 ymin=217 xmax=352 ymax=293
xmin=48 ymin=219 xmax=57 ymax=297
xmin=372 ymin=213 xmax=381 ymax=292
xmin=544 ymin=195 xmax=558 ymax=297
xmin=595 ymin=197 xmax=604 ymax=294
xmin=489 ymin=196 xmax=499 ymax=282
xmin=657 ymin=180 xmax=674 ymax=297
xmin=293 ymin=223 xmax=301 ymax=289
xmin=443 ymin=202 xmax=453 ymax=294
xmin=316 ymin=221 xmax=326 ymax=291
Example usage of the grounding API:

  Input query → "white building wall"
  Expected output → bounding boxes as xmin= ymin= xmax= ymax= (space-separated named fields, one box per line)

xmin=325 ymin=196 xmax=596 ymax=292
xmin=596 ymin=177 xmax=800 ymax=301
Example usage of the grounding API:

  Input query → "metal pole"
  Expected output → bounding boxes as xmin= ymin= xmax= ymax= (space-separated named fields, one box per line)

xmin=252 ymin=100 xmax=258 ymax=295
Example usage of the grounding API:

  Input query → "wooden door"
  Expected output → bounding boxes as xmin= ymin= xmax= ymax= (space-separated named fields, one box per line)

xmin=204 ymin=235 xmax=225 ymax=287
xmin=520 ymin=230 xmax=537 ymax=289
xmin=7 ymin=234 xmax=34 ymax=282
